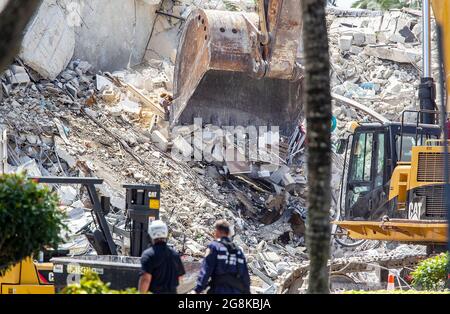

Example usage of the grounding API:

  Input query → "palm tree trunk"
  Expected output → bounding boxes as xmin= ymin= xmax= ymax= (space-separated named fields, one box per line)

xmin=301 ymin=0 xmax=332 ymax=294
xmin=0 ymin=0 xmax=42 ymax=72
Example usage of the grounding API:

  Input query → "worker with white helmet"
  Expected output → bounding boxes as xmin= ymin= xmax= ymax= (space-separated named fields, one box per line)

xmin=138 ymin=220 xmax=185 ymax=294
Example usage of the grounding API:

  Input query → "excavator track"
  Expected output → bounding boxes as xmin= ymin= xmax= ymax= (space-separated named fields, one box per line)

xmin=278 ymin=251 xmax=428 ymax=294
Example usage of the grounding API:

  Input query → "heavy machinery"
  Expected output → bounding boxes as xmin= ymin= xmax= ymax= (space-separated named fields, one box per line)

xmin=0 ymin=258 xmax=54 ymax=294
xmin=0 ymin=177 xmax=187 ymax=294
xmin=334 ymin=116 xmax=448 ymax=248
xmin=172 ymin=0 xmax=304 ymax=135
xmin=280 ymin=1 xmax=450 ymax=293
xmin=334 ymin=0 xmax=449 ymax=251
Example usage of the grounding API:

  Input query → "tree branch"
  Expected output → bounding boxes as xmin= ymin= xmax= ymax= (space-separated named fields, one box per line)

xmin=0 ymin=0 xmax=43 ymax=72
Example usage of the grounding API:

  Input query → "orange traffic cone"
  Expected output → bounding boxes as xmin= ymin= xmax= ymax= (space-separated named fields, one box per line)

xmin=387 ymin=272 xmax=395 ymax=290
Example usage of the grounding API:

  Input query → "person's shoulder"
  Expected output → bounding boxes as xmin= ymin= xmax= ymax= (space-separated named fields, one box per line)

xmin=141 ymin=247 xmax=156 ymax=258
xmin=207 ymin=240 xmax=221 ymax=251
xmin=167 ymin=245 xmax=181 ymax=256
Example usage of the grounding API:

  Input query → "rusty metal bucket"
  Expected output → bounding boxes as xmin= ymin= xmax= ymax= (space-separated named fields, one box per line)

xmin=171 ymin=5 xmax=303 ymax=135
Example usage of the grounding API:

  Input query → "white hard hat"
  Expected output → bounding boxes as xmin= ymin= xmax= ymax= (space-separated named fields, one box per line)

xmin=148 ymin=220 xmax=168 ymax=240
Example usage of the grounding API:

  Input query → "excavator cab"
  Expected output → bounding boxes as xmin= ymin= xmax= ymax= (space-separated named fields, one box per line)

xmin=335 ymin=114 xmax=448 ymax=247
xmin=171 ymin=0 xmax=304 ymax=136
xmin=339 ymin=120 xmax=441 ymax=222
xmin=334 ymin=0 xmax=450 ymax=249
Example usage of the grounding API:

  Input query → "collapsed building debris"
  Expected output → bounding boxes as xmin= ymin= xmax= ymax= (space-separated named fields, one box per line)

xmin=0 ymin=1 xmax=439 ymax=293
xmin=0 ymin=55 xmax=308 ymax=291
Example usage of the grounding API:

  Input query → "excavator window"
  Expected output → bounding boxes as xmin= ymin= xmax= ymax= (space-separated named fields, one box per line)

xmin=344 ymin=129 xmax=387 ymax=216
xmin=374 ymin=133 xmax=385 ymax=187
xmin=396 ymin=133 xmax=438 ymax=161
xmin=347 ymin=132 xmax=374 ymax=209
xmin=396 ymin=134 xmax=416 ymax=162
xmin=351 ymin=132 xmax=373 ymax=182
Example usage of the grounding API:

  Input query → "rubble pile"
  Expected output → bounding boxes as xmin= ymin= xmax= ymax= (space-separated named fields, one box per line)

xmin=0 ymin=55 xmax=311 ymax=290
xmin=328 ymin=9 xmax=439 ymax=137
xmin=0 ymin=3 xmax=437 ymax=293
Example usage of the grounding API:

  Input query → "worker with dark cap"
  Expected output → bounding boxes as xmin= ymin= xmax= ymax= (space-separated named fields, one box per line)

xmin=195 ymin=219 xmax=251 ymax=294
xmin=139 ymin=220 xmax=186 ymax=294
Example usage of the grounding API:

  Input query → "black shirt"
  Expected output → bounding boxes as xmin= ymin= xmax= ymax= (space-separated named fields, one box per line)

xmin=140 ymin=242 xmax=186 ymax=294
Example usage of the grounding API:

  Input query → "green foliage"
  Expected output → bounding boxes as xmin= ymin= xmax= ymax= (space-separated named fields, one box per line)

xmin=0 ymin=173 xmax=66 ymax=276
xmin=344 ymin=290 xmax=450 ymax=294
xmin=411 ymin=253 xmax=449 ymax=291
xmin=61 ymin=271 xmax=139 ymax=294
xmin=223 ymin=0 xmax=240 ymax=12
xmin=352 ymin=0 xmax=408 ymax=10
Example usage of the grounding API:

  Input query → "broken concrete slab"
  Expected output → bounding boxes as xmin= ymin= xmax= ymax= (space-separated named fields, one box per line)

xmin=269 ymin=165 xmax=290 ymax=185
xmin=20 ymin=0 xmax=75 ymax=80
xmin=226 ymin=160 xmax=252 ymax=175
xmin=352 ymin=32 xmax=365 ymax=46
xmin=118 ymin=99 xmax=142 ymax=117
xmin=364 ymin=45 xmax=421 ymax=63
xmin=96 ymin=75 xmax=113 ymax=91
xmin=350 ymin=45 xmax=364 ymax=55
xmin=261 ymin=251 xmax=282 ymax=264
xmin=364 ymin=31 xmax=377 ymax=45
xmin=339 ymin=35 xmax=353 ymax=51
xmin=151 ymin=130 xmax=169 ymax=152
xmin=55 ymin=137 xmax=77 ymax=168
xmin=4 ymin=66 xmax=30 ymax=85
xmin=16 ymin=159 xmax=42 ymax=177
xmin=172 ymin=135 xmax=193 ymax=159
xmin=58 ymin=186 xmax=78 ymax=206
xmin=73 ymin=0 xmax=162 ymax=72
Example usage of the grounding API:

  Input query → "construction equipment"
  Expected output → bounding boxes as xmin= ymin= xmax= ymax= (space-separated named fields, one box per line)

xmin=0 ymin=258 xmax=54 ymax=294
xmin=0 ymin=177 xmax=181 ymax=294
xmin=172 ymin=0 xmax=304 ymax=135
xmin=334 ymin=117 xmax=448 ymax=248
xmin=334 ymin=0 xmax=449 ymax=251
xmin=124 ymin=184 xmax=161 ymax=257
xmin=50 ymin=255 xmax=200 ymax=294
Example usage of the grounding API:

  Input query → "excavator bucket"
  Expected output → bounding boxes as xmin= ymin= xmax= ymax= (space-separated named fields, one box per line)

xmin=172 ymin=2 xmax=303 ymax=136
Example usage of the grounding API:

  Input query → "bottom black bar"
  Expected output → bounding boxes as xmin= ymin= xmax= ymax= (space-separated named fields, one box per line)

xmin=0 ymin=294 xmax=444 ymax=313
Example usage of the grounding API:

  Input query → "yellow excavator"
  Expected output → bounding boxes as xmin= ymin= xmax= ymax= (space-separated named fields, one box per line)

xmin=0 ymin=258 xmax=54 ymax=294
xmin=334 ymin=0 xmax=449 ymax=253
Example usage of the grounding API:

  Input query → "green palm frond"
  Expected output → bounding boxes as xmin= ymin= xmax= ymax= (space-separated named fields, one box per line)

xmin=352 ymin=0 xmax=409 ymax=10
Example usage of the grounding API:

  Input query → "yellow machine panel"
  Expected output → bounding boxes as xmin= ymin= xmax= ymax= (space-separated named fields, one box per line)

xmin=335 ymin=220 xmax=447 ymax=244
xmin=0 ymin=258 xmax=55 ymax=294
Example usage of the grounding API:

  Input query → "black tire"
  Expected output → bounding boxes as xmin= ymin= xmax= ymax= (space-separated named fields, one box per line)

xmin=334 ymin=225 xmax=366 ymax=247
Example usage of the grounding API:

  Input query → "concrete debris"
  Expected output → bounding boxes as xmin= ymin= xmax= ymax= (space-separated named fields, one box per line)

xmin=116 ymin=99 xmax=142 ymax=117
xmin=4 ymin=65 xmax=30 ymax=85
xmin=58 ymin=186 xmax=78 ymax=206
xmin=151 ymin=130 xmax=169 ymax=152
xmin=328 ymin=8 xmax=439 ymax=132
xmin=16 ymin=159 xmax=42 ymax=177
xmin=0 ymin=3 xmax=434 ymax=292
xmin=364 ymin=46 xmax=422 ymax=64
xmin=96 ymin=75 xmax=113 ymax=91
xmin=20 ymin=0 xmax=75 ymax=80
xmin=172 ymin=135 xmax=194 ymax=159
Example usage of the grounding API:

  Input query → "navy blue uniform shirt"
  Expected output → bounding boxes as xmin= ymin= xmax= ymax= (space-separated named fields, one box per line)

xmin=195 ymin=237 xmax=250 ymax=294
xmin=140 ymin=242 xmax=185 ymax=294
